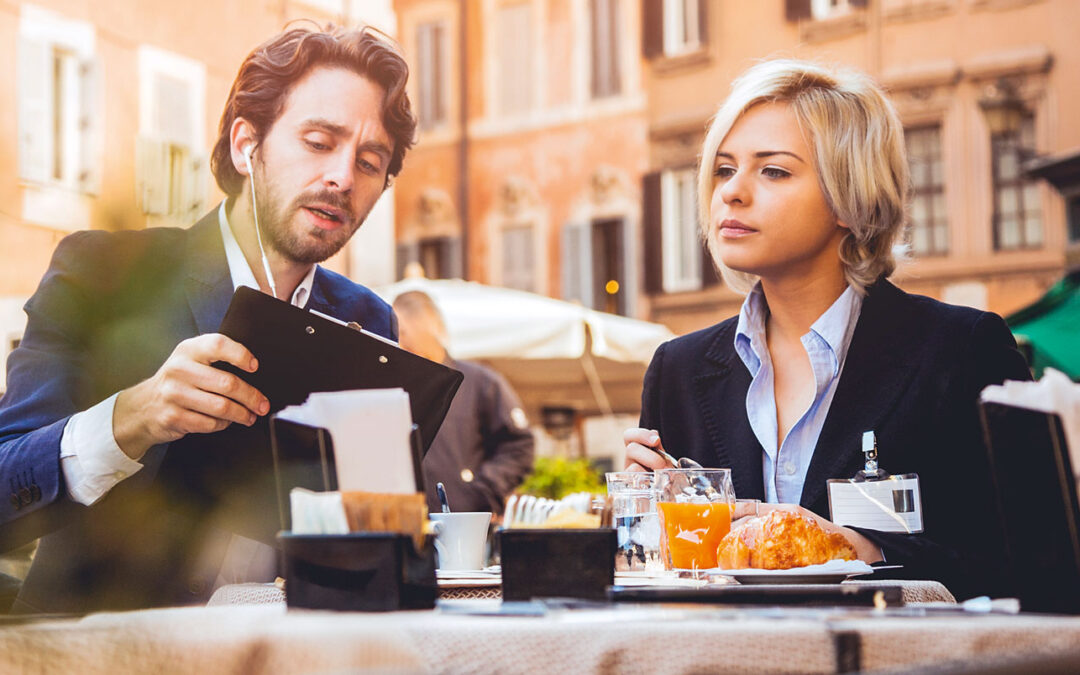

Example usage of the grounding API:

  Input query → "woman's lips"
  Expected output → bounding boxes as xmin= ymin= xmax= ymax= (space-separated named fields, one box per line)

xmin=718 ymin=219 xmax=758 ymax=239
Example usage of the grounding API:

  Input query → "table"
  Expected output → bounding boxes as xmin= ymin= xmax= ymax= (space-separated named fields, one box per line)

xmin=3 ymin=595 xmax=1079 ymax=673
xmin=205 ymin=577 xmax=957 ymax=606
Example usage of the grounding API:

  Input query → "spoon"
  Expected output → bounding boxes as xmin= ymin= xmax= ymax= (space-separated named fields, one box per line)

xmin=649 ymin=445 xmax=681 ymax=469
xmin=436 ymin=482 xmax=451 ymax=513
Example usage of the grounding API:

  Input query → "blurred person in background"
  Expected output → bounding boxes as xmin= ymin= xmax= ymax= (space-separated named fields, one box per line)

xmin=623 ymin=59 xmax=1030 ymax=599
xmin=0 ymin=24 xmax=415 ymax=613
xmin=393 ymin=291 xmax=534 ymax=516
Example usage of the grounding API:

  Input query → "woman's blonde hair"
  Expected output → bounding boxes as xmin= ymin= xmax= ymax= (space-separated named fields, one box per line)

xmin=698 ymin=59 xmax=910 ymax=294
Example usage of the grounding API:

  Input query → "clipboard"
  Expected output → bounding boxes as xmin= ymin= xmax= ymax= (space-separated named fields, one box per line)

xmin=216 ymin=286 xmax=463 ymax=454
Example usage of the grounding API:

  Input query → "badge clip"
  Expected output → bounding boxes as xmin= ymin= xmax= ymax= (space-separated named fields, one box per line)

xmin=854 ymin=431 xmax=888 ymax=482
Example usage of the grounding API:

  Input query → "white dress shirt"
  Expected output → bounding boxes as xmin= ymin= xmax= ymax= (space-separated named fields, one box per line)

xmin=733 ymin=283 xmax=863 ymax=504
xmin=60 ymin=203 xmax=317 ymax=505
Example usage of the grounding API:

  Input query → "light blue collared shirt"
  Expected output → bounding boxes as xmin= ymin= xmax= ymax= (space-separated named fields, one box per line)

xmin=734 ymin=283 xmax=864 ymax=504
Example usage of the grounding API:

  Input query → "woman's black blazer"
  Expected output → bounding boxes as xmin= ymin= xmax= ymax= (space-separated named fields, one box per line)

xmin=639 ymin=279 xmax=1031 ymax=599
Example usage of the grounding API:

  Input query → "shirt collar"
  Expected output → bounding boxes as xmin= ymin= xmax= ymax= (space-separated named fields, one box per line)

xmin=217 ymin=201 xmax=317 ymax=309
xmin=808 ymin=284 xmax=863 ymax=375
xmin=734 ymin=283 xmax=769 ymax=374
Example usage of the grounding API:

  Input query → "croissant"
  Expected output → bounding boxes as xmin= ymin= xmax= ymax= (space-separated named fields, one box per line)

xmin=716 ymin=509 xmax=856 ymax=569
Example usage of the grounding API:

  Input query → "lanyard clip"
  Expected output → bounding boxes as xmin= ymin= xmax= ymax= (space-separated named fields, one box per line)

xmin=855 ymin=431 xmax=886 ymax=481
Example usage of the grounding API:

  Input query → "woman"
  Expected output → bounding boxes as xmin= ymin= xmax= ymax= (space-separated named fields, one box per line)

xmin=624 ymin=59 xmax=1030 ymax=599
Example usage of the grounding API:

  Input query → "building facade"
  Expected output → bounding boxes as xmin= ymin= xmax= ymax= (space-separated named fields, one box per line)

xmin=393 ymin=0 xmax=649 ymax=317
xmin=0 ymin=0 xmax=398 ymax=390
xmin=642 ymin=0 xmax=1077 ymax=334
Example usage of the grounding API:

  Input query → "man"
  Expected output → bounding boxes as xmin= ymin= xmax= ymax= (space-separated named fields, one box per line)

xmin=392 ymin=291 xmax=534 ymax=516
xmin=0 ymin=25 xmax=416 ymax=612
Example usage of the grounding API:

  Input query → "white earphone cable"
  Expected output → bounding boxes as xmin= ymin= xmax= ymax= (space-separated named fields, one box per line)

xmin=244 ymin=146 xmax=279 ymax=301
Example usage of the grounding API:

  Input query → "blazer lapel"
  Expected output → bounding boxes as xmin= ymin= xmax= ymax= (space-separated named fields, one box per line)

xmin=692 ymin=323 xmax=766 ymax=500
xmin=800 ymin=280 xmax=923 ymax=510
xmin=305 ymin=267 xmax=337 ymax=318
xmin=183 ymin=206 xmax=234 ymax=335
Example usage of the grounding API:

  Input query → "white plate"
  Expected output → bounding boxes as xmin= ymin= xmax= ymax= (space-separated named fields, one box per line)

xmin=713 ymin=560 xmax=873 ymax=585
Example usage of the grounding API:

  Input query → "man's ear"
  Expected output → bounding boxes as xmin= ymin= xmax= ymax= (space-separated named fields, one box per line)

xmin=229 ymin=118 xmax=258 ymax=176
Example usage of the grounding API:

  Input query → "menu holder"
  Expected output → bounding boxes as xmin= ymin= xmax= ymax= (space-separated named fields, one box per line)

xmin=268 ymin=417 xmax=425 ymax=532
xmin=499 ymin=529 xmax=617 ymax=601
xmin=979 ymin=402 xmax=1080 ymax=614
xmin=277 ymin=532 xmax=436 ymax=611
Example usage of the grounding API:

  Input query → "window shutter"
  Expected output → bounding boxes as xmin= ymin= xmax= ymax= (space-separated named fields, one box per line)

xmin=642 ymin=172 xmax=663 ymax=294
xmin=136 ymin=136 xmax=169 ymax=216
xmin=17 ymin=36 xmax=52 ymax=184
xmin=440 ymin=236 xmax=463 ymax=279
xmin=642 ymin=0 xmax=663 ymax=58
xmin=395 ymin=242 xmax=419 ymax=280
xmin=785 ymin=0 xmax=812 ymax=21
xmin=78 ymin=57 xmax=101 ymax=194
xmin=561 ymin=222 xmax=593 ymax=306
xmin=701 ymin=237 xmax=719 ymax=287
xmin=697 ymin=0 xmax=709 ymax=46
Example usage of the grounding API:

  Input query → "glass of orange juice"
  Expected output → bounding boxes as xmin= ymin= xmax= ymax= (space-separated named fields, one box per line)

xmin=654 ymin=468 xmax=735 ymax=574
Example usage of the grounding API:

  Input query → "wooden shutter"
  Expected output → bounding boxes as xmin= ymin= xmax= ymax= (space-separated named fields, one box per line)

xmin=785 ymin=0 xmax=811 ymax=21
xmin=561 ymin=222 xmax=593 ymax=306
xmin=78 ymin=57 xmax=101 ymax=194
xmin=642 ymin=172 xmax=663 ymax=294
xmin=701 ymin=237 xmax=719 ymax=287
xmin=642 ymin=0 xmax=663 ymax=58
xmin=396 ymin=242 xmax=420 ymax=280
xmin=17 ymin=35 xmax=52 ymax=184
xmin=697 ymin=0 xmax=709 ymax=46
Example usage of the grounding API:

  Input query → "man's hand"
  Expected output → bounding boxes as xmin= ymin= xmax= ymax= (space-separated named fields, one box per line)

xmin=113 ymin=334 xmax=270 ymax=460
xmin=622 ymin=427 xmax=672 ymax=472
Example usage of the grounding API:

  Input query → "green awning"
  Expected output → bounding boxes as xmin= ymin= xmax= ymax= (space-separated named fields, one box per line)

xmin=1007 ymin=270 xmax=1080 ymax=381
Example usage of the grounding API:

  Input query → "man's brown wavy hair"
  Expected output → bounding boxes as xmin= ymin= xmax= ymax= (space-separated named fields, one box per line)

xmin=211 ymin=24 xmax=416 ymax=195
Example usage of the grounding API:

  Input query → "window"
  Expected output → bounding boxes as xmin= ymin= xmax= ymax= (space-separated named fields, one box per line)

xmin=810 ymin=0 xmax=854 ymax=20
xmin=136 ymin=46 xmax=208 ymax=222
xmin=17 ymin=6 xmax=99 ymax=192
xmin=991 ymin=112 xmax=1042 ymax=250
xmin=663 ymin=0 xmax=703 ymax=56
xmin=501 ymin=224 xmax=536 ymax=292
xmin=660 ymin=169 xmax=702 ymax=291
xmin=496 ymin=2 xmax=533 ymax=116
xmin=398 ymin=237 xmax=462 ymax=280
xmin=592 ymin=218 xmax=627 ymax=315
xmin=905 ymin=125 xmax=948 ymax=256
xmin=416 ymin=20 xmax=448 ymax=130
xmin=1068 ymin=195 xmax=1080 ymax=245
xmin=589 ymin=0 xmax=622 ymax=99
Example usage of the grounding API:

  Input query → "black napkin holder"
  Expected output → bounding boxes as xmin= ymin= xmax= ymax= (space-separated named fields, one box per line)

xmin=278 ymin=532 xmax=437 ymax=611
xmin=499 ymin=528 xmax=617 ymax=601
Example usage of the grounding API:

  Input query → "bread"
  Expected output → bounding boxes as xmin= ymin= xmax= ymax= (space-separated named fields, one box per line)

xmin=716 ymin=509 xmax=856 ymax=569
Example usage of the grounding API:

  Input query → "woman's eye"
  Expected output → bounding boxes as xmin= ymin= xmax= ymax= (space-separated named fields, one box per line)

xmin=714 ymin=165 xmax=736 ymax=178
xmin=762 ymin=166 xmax=790 ymax=179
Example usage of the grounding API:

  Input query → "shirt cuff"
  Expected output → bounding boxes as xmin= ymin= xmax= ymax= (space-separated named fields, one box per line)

xmin=60 ymin=394 xmax=144 ymax=505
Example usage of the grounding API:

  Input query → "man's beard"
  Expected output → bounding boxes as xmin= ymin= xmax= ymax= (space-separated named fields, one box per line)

xmin=254 ymin=176 xmax=364 ymax=265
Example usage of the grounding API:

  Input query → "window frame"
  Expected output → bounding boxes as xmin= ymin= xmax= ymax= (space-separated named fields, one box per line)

xmin=905 ymin=124 xmax=950 ymax=257
xmin=990 ymin=112 xmax=1043 ymax=251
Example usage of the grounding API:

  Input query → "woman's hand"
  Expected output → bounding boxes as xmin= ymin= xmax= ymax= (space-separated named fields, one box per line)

xmin=757 ymin=503 xmax=884 ymax=564
xmin=622 ymin=428 xmax=671 ymax=472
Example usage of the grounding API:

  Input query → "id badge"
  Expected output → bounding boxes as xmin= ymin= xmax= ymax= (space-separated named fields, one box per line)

xmin=827 ymin=474 xmax=923 ymax=533
xmin=826 ymin=431 xmax=924 ymax=534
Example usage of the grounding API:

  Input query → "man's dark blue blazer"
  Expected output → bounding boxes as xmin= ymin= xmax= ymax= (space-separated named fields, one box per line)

xmin=0 ymin=207 xmax=396 ymax=612
xmin=640 ymin=279 xmax=1031 ymax=599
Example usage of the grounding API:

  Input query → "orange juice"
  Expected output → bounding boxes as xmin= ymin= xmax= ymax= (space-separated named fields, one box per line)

xmin=657 ymin=501 xmax=732 ymax=570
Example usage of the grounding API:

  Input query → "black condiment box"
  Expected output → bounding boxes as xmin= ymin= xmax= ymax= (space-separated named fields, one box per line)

xmin=498 ymin=528 xmax=617 ymax=601
xmin=278 ymin=532 xmax=437 ymax=611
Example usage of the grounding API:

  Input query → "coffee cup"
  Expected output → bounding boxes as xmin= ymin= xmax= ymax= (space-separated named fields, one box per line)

xmin=428 ymin=512 xmax=492 ymax=570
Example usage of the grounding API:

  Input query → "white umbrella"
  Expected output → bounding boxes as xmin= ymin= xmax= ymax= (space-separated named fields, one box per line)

xmin=376 ymin=278 xmax=675 ymax=419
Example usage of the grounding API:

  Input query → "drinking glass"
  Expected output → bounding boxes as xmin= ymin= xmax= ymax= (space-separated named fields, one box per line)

xmin=605 ymin=472 xmax=662 ymax=572
xmin=654 ymin=468 xmax=736 ymax=573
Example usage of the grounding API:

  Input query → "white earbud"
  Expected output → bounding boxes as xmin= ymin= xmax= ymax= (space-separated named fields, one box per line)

xmin=242 ymin=142 xmax=279 ymax=301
